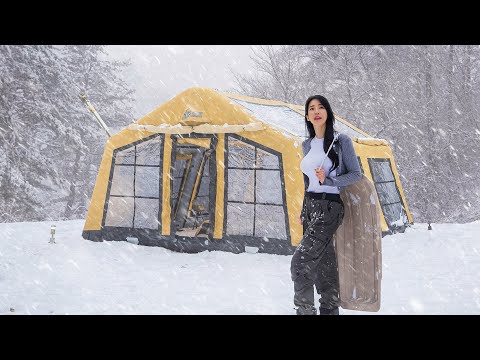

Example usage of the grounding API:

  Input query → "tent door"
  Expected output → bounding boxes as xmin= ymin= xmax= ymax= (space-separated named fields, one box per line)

xmin=171 ymin=138 xmax=213 ymax=238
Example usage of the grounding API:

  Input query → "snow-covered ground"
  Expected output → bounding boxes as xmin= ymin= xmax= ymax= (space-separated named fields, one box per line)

xmin=1 ymin=220 xmax=479 ymax=315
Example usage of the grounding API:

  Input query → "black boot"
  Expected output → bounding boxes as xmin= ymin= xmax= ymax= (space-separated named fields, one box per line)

xmin=296 ymin=305 xmax=317 ymax=315
xmin=319 ymin=306 xmax=339 ymax=315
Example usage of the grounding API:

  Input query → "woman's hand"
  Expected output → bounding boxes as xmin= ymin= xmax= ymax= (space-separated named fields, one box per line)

xmin=298 ymin=215 xmax=303 ymax=225
xmin=315 ymin=167 xmax=326 ymax=184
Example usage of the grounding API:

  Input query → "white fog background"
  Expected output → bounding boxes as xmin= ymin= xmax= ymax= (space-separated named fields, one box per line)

xmin=107 ymin=45 xmax=256 ymax=118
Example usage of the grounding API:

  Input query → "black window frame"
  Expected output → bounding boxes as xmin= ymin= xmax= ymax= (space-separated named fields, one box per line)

xmin=102 ymin=133 xmax=164 ymax=231
xmin=367 ymin=158 xmax=407 ymax=229
xmin=223 ymin=134 xmax=290 ymax=242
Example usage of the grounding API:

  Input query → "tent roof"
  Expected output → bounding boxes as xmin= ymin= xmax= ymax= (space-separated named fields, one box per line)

xmin=221 ymin=91 xmax=372 ymax=139
xmin=128 ymin=87 xmax=372 ymax=140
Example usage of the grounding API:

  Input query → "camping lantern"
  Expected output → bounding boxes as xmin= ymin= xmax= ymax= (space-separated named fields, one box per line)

xmin=49 ymin=225 xmax=56 ymax=244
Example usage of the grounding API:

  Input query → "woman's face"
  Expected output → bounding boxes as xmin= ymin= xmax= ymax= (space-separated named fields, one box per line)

xmin=306 ymin=99 xmax=327 ymax=127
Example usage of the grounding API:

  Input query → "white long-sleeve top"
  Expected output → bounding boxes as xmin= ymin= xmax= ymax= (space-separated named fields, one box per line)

xmin=300 ymin=137 xmax=339 ymax=194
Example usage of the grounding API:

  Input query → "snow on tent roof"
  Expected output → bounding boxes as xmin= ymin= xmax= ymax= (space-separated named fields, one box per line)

xmin=229 ymin=98 xmax=368 ymax=139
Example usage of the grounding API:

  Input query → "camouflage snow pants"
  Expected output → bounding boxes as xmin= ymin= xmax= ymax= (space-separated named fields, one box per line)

xmin=290 ymin=193 xmax=345 ymax=312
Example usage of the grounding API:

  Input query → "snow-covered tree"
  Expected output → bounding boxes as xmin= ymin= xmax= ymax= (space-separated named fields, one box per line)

xmin=0 ymin=45 xmax=67 ymax=221
xmin=231 ymin=45 xmax=480 ymax=223
xmin=0 ymin=45 xmax=134 ymax=222
xmin=232 ymin=45 xmax=311 ymax=104
xmin=50 ymin=45 xmax=134 ymax=220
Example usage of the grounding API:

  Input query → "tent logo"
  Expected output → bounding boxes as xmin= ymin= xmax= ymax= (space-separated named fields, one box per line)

xmin=182 ymin=109 xmax=203 ymax=119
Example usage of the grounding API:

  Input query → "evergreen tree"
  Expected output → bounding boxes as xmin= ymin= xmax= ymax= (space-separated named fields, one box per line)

xmin=0 ymin=45 xmax=134 ymax=222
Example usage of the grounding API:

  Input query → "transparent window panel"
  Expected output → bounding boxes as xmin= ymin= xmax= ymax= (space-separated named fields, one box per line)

xmin=382 ymin=203 xmax=406 ymax=227
xmin=202 ymin=158 xmax=210 ymax=176
xmin=171 ymin=158 xmax=189 ymax=202
xmin=115 ymin=146 xmax=135 ymax=165
xmin=229 ymin=99 xmax=306 ymax=138
xmin=194 ymin=168 xmax=210 ymax=208
xmin=228 ymin=138 xmax=255 ymax=168
xmin=228 ymin=169 xmax=254 ymax=203
xmin=172 ymin=181 xmax=182 ymax=199
xmin=172 ymin=158 xmax=189 ymax=178
xmin=135 ymin=166 xmax=160 ymax=198
xmin=256 ymin=148 xmax=279 ymax=169
xmin=110 ymin=165 xmax=134 ymax=196
xmin=370 ymin=160 xmax=395 ymax=182
xmin=255 ymin=204 xmax=287 ymax=240
xmin=334 ymin=121 xmax=366 ymax=139
xmin=195 ymin=196 xmax=209 ymax=211
xmin=256 ymin=170 xmax=283 ymax=204
xmin=230 ymin=98 xmax=367 ymax=139
xmin=375 ymin=182 xmax=401 ymax=205
xmin=136 ymin=138 xmax=161 ymax=166
xmin=226 ymin=203 xmax=254 ymax=236
xmin=134 ymin=198 xmax=160 ymax=229
xmin=197 ymin=175 xmax=210 ymax=197
xmin=105 ymin=197 xmax=134 ymax=227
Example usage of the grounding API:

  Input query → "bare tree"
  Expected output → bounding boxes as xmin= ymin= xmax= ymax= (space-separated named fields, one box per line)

xmin=230 ymin=44 xmax=480 ymax=223
xmin=232 ymin=45 xmax=310 ymax=103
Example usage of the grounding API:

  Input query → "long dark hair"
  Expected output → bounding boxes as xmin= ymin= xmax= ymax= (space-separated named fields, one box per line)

xmin=304 ymin=95 xmax=339 ymax=171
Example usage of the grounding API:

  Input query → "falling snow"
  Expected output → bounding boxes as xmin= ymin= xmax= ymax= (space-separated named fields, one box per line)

xmin=1 ymin=45 xmax=480 ymax=315
xmin=0 ymin=220 xmax=479 ymax=315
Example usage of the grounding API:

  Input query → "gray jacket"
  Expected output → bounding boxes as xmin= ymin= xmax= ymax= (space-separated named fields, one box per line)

xmin=301 ymin=133 xmax=362 ymax=193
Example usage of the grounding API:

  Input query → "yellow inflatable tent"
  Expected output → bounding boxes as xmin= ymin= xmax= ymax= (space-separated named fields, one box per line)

xmin=82 ymin=87 xmax=413 ymax=254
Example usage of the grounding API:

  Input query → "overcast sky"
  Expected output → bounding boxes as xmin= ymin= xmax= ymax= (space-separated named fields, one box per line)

xmin=107 ymin=45 xmax=256 ymax=118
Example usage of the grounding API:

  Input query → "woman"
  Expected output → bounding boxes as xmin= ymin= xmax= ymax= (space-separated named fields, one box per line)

xmin=290 ymin=95 xmax=362 ymax=315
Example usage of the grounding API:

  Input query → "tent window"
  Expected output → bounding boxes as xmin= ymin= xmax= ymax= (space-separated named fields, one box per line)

xmin=171 ymin=156 xmax=190 ymax=202
xmin=136 ymin=139 xmax=162 ymax=166
xmin=170 ymin=141 xmax=212 ymax=232
xmin=256 ymin=170 xmax=283 ymax=204
xmin=105 ymin=135 xmax=163 ymax=230
xmin=134 ymin=198 xmax=160 ymax=229
xmin=195 ymin=157 xmax=210 ymax=211
xmin=230 ymin=98 xmax=367 ymax=140
xmin=228 ymin=169 xmax=254 ymax=202
xmin=375 ymin=182 xmax=401 ymax=205
xmin=135 ymin=167 xmax=160 ymax=198
xmin=225 ymin=136 xmax=287 ymax=240
xmin=229 ymin=99 xmax=306 ymax=138
xmin=368 ymin=158 xmax=407 ymax=228
xmin=334 ymin=122 xmax=366 ymax=139
xmin=171 ymin=144 xmax=210 ymax=227
xmin=115 ymin=147 xmax=135 ymax=165
xmin=254 ymin=204 xmax=287 ymax=239
xmin=228 ymin=140 xmax=255 ymax=168
xmin=256 ymin=148 xmax=279 ymax=169
xmin=109 ymin=166 xmax=134 ymax=196
xmin=226 ymin=203 xmax=254 ymax=236
xmin=104 ymin=197 xmax=134 ymax=227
